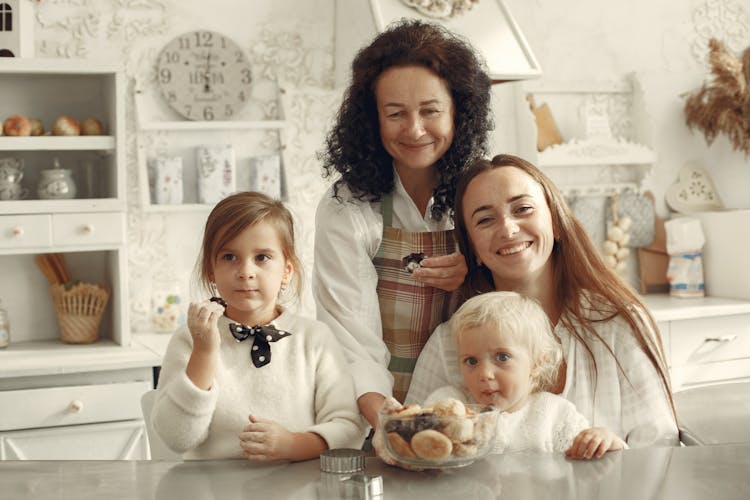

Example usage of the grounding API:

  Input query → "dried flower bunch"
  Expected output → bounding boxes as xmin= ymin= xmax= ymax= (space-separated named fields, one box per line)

xmin=684 ymin=38 xmax=750 ymax=155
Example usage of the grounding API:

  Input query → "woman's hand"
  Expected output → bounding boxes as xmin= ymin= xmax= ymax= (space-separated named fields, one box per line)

xmin=358 ymin=392 xmax=386 ymax=429
xmin=187 ymin=300 xmax=225 ymax=353
xmin=412 ymin=252 xmax=467 ymax=292
xmin=565 ymin=427 xmax=626 ymax=460
xmin=240 ymin=415 xmax=326 ymax=462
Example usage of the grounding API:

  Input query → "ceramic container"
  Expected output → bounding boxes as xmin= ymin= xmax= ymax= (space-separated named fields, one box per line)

xmin=196 ymin=144 xmax=235 ymax=204
xmin=38 ymin=162 xmax=77 ymax=200
xmin=153 ymin=156 xmax=184 ymax=205
xmin=0 ymin=157 xmax=24 ymax=184
xmin=0 ymin=181 xmax=29 ymax=200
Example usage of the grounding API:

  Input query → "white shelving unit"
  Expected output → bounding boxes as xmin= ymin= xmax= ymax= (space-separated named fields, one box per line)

xmin=517 ymin=75 xmax=656 ymax=197
xmin=0 ymin=59 xmax=157 ymax=460
xmin=134 ymin=84 xmax=288 ymax=213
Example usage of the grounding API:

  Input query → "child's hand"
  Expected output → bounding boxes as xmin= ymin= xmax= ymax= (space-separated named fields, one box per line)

xmin=566 ymin=427 xmax=626 ymax=460
xmin=187 ymin=300 xmax=225 ymax=353
xmin=239 ymin=415 xmax=296 ymax=462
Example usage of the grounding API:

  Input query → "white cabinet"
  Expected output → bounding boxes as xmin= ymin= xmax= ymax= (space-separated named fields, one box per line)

xmin=643 ymin=294 xmax=750 ymax=392
xmin=0 ymin=59 xmax=159 ymax=460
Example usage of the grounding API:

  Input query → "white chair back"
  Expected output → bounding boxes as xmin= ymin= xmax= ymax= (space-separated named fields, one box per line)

xmin=141 ymin=390 xmax=182 ymax=460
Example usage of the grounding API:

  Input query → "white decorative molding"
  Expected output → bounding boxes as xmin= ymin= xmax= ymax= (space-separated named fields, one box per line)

xmin=538 ymin=137 xmax=656 ymax=167
xmin=692 ymin=0 xmax=749 ymax=62
xmin=400 ymin=0 xmax=479 ymax=19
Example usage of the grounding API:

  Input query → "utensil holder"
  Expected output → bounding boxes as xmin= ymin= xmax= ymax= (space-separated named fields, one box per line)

xmin=50 ymin=282 xmax=110 ymax=344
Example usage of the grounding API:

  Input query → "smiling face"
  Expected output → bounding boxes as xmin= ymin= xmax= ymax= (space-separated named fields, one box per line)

xmin=461 ymin=166 xmax=556 ymax=290
xmin=375 ymin=65 xmax=455 ymax=178
xmin=457 ymin=325 xmax=535 ymax=412
xmin=210 ymin=220 xmax=292 ymax=326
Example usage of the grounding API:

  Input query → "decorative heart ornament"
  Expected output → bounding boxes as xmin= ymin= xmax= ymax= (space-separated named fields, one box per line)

xmin=665 ymin=164 xmax=724 ymax=214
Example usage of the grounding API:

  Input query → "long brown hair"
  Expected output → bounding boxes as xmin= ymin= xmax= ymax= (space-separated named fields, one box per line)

xmin=195 ymin=191 xmax=302 ymax=299
xmin=454 ymin=154 xmax=675 ymax=417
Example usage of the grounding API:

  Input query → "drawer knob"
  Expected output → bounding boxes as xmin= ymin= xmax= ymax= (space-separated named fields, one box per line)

xmin=11 ymin=226 xmax=24 ymax=239
xmin=69 ymin=400 xmax=84 ymax=413
xmin=82 ymin=224 xmax=95 ymax=235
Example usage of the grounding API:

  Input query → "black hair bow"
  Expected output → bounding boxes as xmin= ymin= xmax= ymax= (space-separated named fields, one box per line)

xmin=228 ymin=323 xmax=291 ymax=368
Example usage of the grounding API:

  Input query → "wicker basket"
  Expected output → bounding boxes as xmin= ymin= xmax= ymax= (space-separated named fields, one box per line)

xmin=50 ymin=282 xmax=110 ymax=344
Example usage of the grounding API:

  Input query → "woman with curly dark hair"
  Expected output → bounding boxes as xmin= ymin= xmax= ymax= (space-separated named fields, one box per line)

xmin=312 ymin=19 xmax=493 ymax=429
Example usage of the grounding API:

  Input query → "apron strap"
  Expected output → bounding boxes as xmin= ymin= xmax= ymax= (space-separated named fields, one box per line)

xmin=381 ymin=193 xmax=394 ymax=227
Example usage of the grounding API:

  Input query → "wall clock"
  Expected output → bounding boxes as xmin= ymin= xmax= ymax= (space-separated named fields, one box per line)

xmin=156 ymin=30 xmax=252 ymax=121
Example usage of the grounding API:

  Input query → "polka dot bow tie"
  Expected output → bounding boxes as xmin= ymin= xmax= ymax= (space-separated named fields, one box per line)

xmin=228 ymin=323 xmax=292 ymax=368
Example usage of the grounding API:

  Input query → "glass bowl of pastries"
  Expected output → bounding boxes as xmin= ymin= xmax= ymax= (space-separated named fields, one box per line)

xmin=379 ymin=398 xmax=499 ymax=469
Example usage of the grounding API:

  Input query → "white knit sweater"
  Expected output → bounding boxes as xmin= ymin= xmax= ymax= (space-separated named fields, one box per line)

xmin=152 ymin=308 xmax=366 ymax=460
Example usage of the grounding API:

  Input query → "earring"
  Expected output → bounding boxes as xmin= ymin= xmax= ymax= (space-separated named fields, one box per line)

xmin=280 ymin=282 xmax=287 ymax=292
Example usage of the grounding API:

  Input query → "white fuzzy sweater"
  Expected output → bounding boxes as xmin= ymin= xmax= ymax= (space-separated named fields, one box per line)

xmin=152 ymin=308 xmax=367 ymax=460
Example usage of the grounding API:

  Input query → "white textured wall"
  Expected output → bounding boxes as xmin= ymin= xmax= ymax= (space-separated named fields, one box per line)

xmin=32 ymin=0 xmax=750 ymax=332
xmin=506 ymin=0 xmax=750 ymax=212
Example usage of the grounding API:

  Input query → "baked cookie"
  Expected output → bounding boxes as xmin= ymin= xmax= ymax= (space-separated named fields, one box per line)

xmin=387 ymin=432 xmax=417 ymax=459
xmin=432 ymin=398 xmax=467 ymax=417
xmin=411 ymin=429 xmax=453 ymax=461
xmin=440 ymin=417 xmax=474 ymax=443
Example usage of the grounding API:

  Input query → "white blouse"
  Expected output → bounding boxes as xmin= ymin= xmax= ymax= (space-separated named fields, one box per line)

xmin=407 ymin=311 xmax=680 ymax=448
xmin=312 ymin=173 xmax=453 ymax=399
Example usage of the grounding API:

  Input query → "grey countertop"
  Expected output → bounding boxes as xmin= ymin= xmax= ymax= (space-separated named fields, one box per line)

xmin=1 ymin=444 xmax=749 ymax=500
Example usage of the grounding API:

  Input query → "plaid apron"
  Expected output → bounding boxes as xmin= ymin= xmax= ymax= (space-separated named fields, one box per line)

xmin=374 ymin=194 xmax=456 ymax=402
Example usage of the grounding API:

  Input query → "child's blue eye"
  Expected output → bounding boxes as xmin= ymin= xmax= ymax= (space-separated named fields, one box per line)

xmin=221 ymin=253 xmax=237 ymax=261
xmin=256 ymin=254 xmax=271 ymax=263
xmin=495 ymin=352 xmax=510 ymax=362
xmin=463 ymin=357 xmax=478 ymax=367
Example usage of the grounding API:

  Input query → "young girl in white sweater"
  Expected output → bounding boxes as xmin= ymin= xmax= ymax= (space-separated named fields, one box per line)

xmin=152 ymin=192 xmax=365 ymax=461
xmin=424 ymin=291 xmax=626 ymax=459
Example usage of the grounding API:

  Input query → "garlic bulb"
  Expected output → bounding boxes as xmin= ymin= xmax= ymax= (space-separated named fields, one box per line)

xmin=602 ymin=195 xmax=630 ymax=278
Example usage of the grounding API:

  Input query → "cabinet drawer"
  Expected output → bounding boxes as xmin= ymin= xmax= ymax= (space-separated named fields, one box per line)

xmin=0 ymin=381 xmax=150 ymax=431
xmin=670 ymin=314 xmax=750 ymax=366
xmin=0 ymin=214 xmax=51 ymax=249
xmin=0 ymin=420 xmax=148 ymax=460
xmin=52 ymin=212 xmax=124 ymax=246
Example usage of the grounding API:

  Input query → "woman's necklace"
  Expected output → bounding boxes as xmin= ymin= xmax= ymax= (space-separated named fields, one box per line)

xmin=401 ymin=0 xmax=479 ymax=19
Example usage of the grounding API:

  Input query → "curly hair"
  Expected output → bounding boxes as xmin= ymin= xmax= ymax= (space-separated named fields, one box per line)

xmin=321 ymin=19 xmax=493 ymax=220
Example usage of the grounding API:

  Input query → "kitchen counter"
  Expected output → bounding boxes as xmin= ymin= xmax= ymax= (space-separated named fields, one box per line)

xmin=641 ymin=294 xmax=750 ymax=322
xmin=1 ymin=444 xmax=749 ymax=500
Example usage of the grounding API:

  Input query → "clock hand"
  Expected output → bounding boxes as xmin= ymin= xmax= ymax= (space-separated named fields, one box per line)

xmin=203 ymin=51 xmax=212 ymax=93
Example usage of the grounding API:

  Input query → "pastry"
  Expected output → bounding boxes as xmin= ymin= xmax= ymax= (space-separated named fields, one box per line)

xmin=451 ymin=442 xmax=479 ymax=457
xmin=440 ymin=416 xmax=474 ymax=442
xmin=432 ymin=398 xmax=466 ymax=417
xmin=28 ymin=118 xmax=45 ymax=136
xmin=410 ymin=429 xmax=453 ymax=460
xmin=80 ymin=117 xmax=104 ymax=135
xmin=387 ymin=432 xmax=417 ymax=459
xmin=3 ymin=115 xmax=31 ymax=136
xmin=394 ymin=404 xmax=423 ymax=418
xmin=52 ymin=115 xmax=81 ymax=136
xmin=402 ymin=252 xmax=427 ymax=273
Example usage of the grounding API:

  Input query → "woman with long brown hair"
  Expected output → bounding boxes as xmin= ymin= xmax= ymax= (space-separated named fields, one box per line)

xmin=407 ymin=154 xmax=678 ymax=448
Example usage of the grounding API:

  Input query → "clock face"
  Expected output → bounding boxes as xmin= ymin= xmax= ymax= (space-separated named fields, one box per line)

xmin=156 ymin=30 xmax=252 ymax=121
